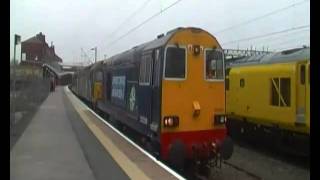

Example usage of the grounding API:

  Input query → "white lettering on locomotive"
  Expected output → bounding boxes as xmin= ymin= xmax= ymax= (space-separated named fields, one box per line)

xmin=111 ymin=76 xmax=126 ymax=100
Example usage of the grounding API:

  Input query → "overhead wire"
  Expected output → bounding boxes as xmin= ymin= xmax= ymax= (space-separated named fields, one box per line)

xmin=267 ymin=31 xmax=309 ymax=47
xmin=102 ymin=0 xmax=309 ymax=56
xmin=272 ymin=35 xmax=309 ymax=50
xmin=230 ymin=28 xmax=310 ymax=50
xmin=81 ymin=48 xmax=89 ymax=63
xmin=108 ymin=0 xmax=153 ymax=37
xmin=255 ymin=28 xmax=309 ymax=44
xmin=106 ymin=0 xmax=183 ymax=47
xmin=81 ymin=48 xmax=94 ymax=65
xmin=214 ymin=0 xmax=309 ymax=34
xmin=221 ymin=25 xmax=310 ymax=46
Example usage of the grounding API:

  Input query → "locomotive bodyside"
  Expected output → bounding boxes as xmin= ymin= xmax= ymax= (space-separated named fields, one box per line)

xmin=226 ymin=47 xmax=310 ymax=155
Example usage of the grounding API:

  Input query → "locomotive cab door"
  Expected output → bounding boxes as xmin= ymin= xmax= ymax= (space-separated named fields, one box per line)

xmin=138 ymin=50 xmax=154 ymax=134
xmin=296 ymin=62 xmax=307 ymax=125
xmin=150 ymin=49 xmax=162 ymax=138
xmin=106 ymin=72 xmax=112 ymax=101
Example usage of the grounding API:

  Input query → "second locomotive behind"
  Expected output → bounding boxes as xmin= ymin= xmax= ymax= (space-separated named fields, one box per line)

xmin=225 ymin=47 xmax=310 ymax=156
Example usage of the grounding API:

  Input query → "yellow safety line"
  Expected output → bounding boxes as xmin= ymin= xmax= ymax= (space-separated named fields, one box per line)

xmin=65 ymin=90 xmax=151 ymax=180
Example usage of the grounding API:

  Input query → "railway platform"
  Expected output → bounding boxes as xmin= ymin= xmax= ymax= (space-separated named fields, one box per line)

xmin=10 ymin=86 xmax=181 ymax=180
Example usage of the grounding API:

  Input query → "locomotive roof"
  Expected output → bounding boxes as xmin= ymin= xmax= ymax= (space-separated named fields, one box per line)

xmin=141 ymin=27 xmax=181 ymax=51
xmin=228 ymin=47 xmax=310 ymax=67
xmin=102 ymin=27 xmax=210 ymax=66
xmin=90 ymin=60 xmax=104 ymax=70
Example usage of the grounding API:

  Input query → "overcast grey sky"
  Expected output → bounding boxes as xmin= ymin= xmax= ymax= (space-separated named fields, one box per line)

xmin=10 ymin=0 xmax=310 ymax=64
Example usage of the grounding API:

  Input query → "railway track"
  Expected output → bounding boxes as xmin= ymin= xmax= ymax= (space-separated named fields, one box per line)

xmin=102 ymin=120 xmax=274 ymax=180
xmin=233 ymin=137 xmax=310 ymax=169
xmin=190 ymin=135 xmax=309 ymax=180
xmin=71 ymin=88 xmax=309 ymax=180
xmin=223 ymin=161 xmax=262 ymax=180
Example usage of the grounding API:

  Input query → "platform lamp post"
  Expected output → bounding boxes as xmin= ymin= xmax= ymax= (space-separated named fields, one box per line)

xmin=11 ymin=34 xmax=21 ymax=132
xmin=91 ymin=47 xmax=97 ymax=63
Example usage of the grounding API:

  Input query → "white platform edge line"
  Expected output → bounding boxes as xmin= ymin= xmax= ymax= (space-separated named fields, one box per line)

xmin=64 ymin=86 xmax=186 ymax=180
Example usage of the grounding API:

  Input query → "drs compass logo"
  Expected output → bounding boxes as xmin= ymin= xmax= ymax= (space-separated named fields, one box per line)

xmin=129 ymin=86 xmax=136 ymax=112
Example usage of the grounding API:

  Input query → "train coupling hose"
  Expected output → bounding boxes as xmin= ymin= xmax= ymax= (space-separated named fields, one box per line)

xmin=212 ymin=136 xmax=234 ymax=160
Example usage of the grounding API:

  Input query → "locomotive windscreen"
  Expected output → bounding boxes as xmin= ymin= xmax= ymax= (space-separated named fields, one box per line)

xmin=164 ymin=47 xmax=186 ymax=79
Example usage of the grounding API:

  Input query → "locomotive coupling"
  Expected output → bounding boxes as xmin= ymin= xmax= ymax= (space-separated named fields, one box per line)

xmin=191 ymin=137 xmax=233 ymax=162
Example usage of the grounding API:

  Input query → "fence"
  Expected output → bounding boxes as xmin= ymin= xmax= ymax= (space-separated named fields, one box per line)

xmin=10 ymin=65 xmax=50 ymax=146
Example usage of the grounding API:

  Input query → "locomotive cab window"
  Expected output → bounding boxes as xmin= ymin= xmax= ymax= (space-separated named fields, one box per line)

xmin=270 ymin=77 xmax=291 ymax=107
xmin=300 ymin=65 xmax=305 ymax=85
xmin=95 ymin=71 xmax=103 ymax=82
xmin=240 ymin=78 xmax=245 ymax=88
xmin=205 ymin=49 xmax=224 ymax=80
xmin=139 ymin=54 xmax=152 ymax=85
xmin=164 ymin=46 xmax=186 ymax=79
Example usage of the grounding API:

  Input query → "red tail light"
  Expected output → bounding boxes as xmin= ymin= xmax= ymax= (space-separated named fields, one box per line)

xmin=163 ymin=116 xmax=179 ymax=127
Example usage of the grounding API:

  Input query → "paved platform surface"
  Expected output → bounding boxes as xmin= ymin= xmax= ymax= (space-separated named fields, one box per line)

xmin=10 ymin=87 xmax=129 ymax=180
xmin=64 ymin=87 xmax=180 ymax=180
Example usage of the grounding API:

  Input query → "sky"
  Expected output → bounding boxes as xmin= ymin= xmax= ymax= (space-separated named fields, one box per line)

xmin=10 ymin=0 xmax=310 ymax=65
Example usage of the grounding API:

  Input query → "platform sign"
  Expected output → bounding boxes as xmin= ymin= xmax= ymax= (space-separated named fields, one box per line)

xmin=111 ymin=76 xmax=126 ymax=100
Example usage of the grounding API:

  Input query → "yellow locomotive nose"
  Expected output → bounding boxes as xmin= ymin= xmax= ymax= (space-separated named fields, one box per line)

xmin=160 ymin=28 xmax=229 ymax=167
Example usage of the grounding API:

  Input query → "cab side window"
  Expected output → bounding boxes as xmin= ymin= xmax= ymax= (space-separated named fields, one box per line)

xmin=139 ymin=53 xmax=152 ymax=85
xmin=205 ymin=49 xmax=224 ymax=80
xmin=95 ymin=71 xmax=103 ymax=82
xmin=270 ymin=77 xmax=291 ymax=107
xmin=240 ymin=78 xmax=245 ymax=88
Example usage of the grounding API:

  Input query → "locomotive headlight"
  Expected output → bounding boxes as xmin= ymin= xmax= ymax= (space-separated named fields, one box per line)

xmin=163 ymin=116 xmax=179 ymax=127
xmin=193 ymin=45 xmax=201 ymax=56
xmin=214 ymin=115 xmax=226 ymax=126
xmin=168 ymin=117 xmax=173 ymax=126
xmin=220 ymin=116 xmax=225 ymax=123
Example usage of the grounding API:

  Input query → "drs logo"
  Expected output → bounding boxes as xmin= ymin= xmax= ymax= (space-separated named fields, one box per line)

xmin=129 ymin=86 xmax=136 ymax=111
xmin=111 ymin=76 xmax=126 ymax=100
